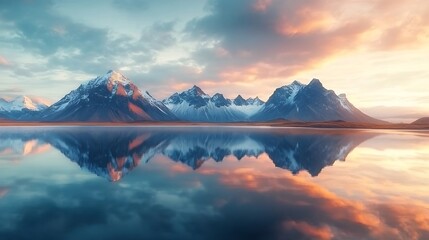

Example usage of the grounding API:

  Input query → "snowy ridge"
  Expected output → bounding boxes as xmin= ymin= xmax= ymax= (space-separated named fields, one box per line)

xmin=163 ymin=86 xmax=265 ymax=122
xmin=0 ymin=96 xmax=48 ymax=112
xmin=338 ymin=94 xmax=352 ymax=112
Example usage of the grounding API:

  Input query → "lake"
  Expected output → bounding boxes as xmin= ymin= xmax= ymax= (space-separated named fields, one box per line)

xmin=0 ymin=126 xmax=428 ymax=240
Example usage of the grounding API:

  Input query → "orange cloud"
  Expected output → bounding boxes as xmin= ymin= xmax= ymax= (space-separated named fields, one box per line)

xmin=282 ymin=221 xmax=333 ymax=240
xmin=182 ymin=0 xmax=429 ymax=106
xmin=276 ymin=8 xmax=334 ymax=35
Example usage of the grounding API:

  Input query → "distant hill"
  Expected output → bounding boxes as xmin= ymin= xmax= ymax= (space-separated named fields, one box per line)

xmin=412 ymin=117 xmax=429 ymax=125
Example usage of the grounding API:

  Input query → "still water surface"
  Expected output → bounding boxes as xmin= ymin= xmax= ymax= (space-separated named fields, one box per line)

xmin=0 ymin=126 xmax=428 ymax=240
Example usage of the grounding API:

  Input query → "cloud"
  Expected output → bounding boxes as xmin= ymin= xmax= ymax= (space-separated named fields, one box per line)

xmin=135 ymin=62 xmax=203 ymax=98
xmin=361 ymin=106 xmax=429 ymax=123
xmin=0 ymin=0 xmax=158 ymax=76
xmin=0 ymin=0 xmax=428 ymax=110
xmin=371 ymin=0 xmax=429 ymax=50
xmin=0 ymin=55 xmax=9 ymax=65
xmin=140 ymin=21 xmax=177 ymax=51
xmin=0 ymin=87 xmax=23 ymax=96
xmin=161 ymin=0 xmax=429 ymax=98
xmin=1 ymin=143 xmax=429 ymax=240
xmin=0 ymin=187 xmax=7 ymax=198
xmin=185 ymin=0 xmax=371 ymax=80
xmin=191 ymin=167 xmax=429 ymax=240
xmin=112 ymin=0 xmax=150 ymax=12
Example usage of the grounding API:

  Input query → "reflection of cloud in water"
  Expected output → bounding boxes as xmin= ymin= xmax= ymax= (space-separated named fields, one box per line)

xmin=0 ymin=188 xmax=8 ymax=198
xmin=0 ymin=127 xmax=428 ymax=239
xmin=0 ymin=161 xmax=428 ymax=240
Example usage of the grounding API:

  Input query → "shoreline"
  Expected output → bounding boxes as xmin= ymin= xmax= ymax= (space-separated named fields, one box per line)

xmin=0 ymin=121 xmax=428 ymax=130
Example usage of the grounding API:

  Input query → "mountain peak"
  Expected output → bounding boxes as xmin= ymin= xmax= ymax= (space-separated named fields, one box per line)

xmin=246 ymin=96 xmax=264 ymax=105
xmin=187 ymin=85 xmax=207 ymax=96
xmin=235 ymin=95 xmax=245 ymax=100
xmin=291 ymin=80 xmax=304 ymax=86
xmin=308 ymin=78 xmax=323 ymax=88
xmin=83 ymin=70 xmax=132 ymax=91
xmin=104 ymin=70 xmax=130 ymax=85
xmin=211 ymin=93 xmax=231 ymax=107
xmin=234 ymin=95 xmax=248 ymax=106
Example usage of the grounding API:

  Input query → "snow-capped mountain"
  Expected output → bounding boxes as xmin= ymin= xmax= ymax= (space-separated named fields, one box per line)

xmin=163 ymin=79 xmax=380 ymax=123
xmin=39 ymin=70 xmax=177 ymax=122
xmin=163 ymin=86 xmax=264 ymax=122
xmin=0 ymin=74 xmax=383 ymax=123
xmin=252 ymin=79 xmax=383 ymax=123
xmin=0 ymin=96 xmax=48 ymax=112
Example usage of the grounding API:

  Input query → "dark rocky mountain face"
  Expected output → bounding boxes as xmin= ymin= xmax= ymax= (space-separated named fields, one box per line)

xmin=211 ymin=93 xmax=231 ymax=107
xmin=233 ymin=95 xmax=248 ymax=106
xmin=173 ymin=85 xmax=210 ymax=108
xmin=39 ymin=71 xmax=177 ymax=122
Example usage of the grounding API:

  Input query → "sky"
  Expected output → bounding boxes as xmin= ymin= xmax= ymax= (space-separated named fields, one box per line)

xmin=0 ymin=0 xmax=428 ymax=122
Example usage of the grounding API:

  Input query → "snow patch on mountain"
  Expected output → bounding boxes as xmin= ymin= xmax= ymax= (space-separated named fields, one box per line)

xmin=163 ymin=86 xmax=265 ymax=122
xmin=338 ymin=94 xmax=351 ymax=112
xmin=0 ymin=96 xmax=48 ymax=112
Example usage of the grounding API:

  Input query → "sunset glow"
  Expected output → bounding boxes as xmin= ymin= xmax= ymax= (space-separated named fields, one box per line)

xmin=0 ymin=0 xmax=428 ymax=122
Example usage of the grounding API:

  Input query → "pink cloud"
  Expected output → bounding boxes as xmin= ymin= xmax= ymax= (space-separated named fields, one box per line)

xmin=0 ymin=188 xmax=8 ymax=198
xmin=186 ymin=0 xmax=429 ymax=97
xmin=253 ymin=0 xmax=272 ymax=12
xmin=0 ymin=55 xmax=10 ymax=66
xmin=283 ymin=221 xmax=333 ymax=240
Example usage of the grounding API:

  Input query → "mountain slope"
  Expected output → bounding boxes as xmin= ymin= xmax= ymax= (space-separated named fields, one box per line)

xmin=253 ymin=79 xmax=383 ymax=123
xmin=39 ymin=70 xmax=177 ymax=122
xmin=411 ymin=117 xmax=429 ymax=125
xmin=163 ymin=86 xmax=264 ymax=122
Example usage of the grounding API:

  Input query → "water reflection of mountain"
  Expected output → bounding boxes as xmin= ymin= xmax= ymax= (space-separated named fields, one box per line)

xmin=0 ymin=127 xmax=376 ymax=181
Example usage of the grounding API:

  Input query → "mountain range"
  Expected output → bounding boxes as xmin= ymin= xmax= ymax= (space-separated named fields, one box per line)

xmin=162 ymin=85 xmax=264 ymax=122
xmin=0 ymin=70 xmax=382 ymax=123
